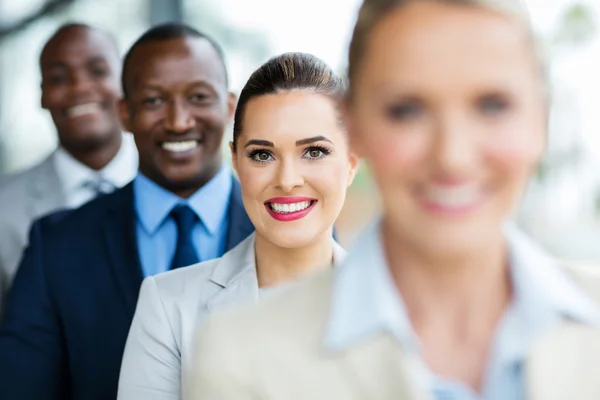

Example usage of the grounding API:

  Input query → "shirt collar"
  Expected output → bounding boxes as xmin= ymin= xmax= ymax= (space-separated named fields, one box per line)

xmin=53 ymin=133 xmax=138 ymax=192
xmin=133 ymin=165 xmax=232 ymax=236
xmin=323 ymin=218 xmax=600 ymax=353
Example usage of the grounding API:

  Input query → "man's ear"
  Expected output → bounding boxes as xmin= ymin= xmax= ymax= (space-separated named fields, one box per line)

xmin=227 ymin=92 xmax=237 ymax=122
xmin=118 ymin=99 xmax=133 ymax=133
xmin=41 ymin=83 xmax=48 ymax=109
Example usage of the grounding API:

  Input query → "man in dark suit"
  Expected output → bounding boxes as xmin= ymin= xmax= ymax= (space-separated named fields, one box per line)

xmin=0 ymin=23 xmax=254 ymax=400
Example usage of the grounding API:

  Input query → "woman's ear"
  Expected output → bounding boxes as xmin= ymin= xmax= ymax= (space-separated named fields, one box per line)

xmin=229 ymin=141 xmax=238 ymax=175
xmin=346 ymin=151 xmax=360 ymax=188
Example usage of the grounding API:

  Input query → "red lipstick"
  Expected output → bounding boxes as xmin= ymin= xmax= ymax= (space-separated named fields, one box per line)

xmin=264 ymin=196 xmax=317 ymax=222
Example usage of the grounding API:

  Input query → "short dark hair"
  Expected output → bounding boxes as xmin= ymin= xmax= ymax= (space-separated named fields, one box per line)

xmin=121 ymin=22 xmax=228 ymax=98
xmin=39 ymin=22 xmax=119 ymax=69
xmin=232 ymin=52 xmax=345 ymax=149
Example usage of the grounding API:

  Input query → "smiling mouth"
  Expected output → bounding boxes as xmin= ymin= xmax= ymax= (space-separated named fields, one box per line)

xmin=66 ymin=102 xmax=102 ymax=118
xmin=267 ymin=200 xmax=316 ymax=214
xmin=418 ymin=183 xmax=486 ymax=213
xmin=161 ymin=140 xmax=201 ymax=153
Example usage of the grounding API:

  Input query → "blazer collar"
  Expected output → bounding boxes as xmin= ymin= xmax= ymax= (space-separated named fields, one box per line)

xmin=207 ymin=233 xmax=347 ymax=311
xmin=209 ymin=233 xmax=256 ymax=288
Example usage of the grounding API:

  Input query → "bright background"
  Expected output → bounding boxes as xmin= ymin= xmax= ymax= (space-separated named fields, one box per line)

xmin=1 ymin=0 xmax=600 ymax=258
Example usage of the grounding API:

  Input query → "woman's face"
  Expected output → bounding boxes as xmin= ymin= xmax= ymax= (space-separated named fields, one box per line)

xmin=348 ymin=1 xmax=546 ymax=256
xmin=233 ymin=91 xmax=358 ymax=248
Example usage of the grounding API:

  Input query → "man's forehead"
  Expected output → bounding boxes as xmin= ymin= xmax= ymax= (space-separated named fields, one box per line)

xmin=40 ymin=26 xmax=119 ymax=66
xmin=128 ymin=39 xmax=224 ymax=81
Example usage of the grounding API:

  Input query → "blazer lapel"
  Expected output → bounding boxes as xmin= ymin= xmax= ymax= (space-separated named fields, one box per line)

xmin=26 ymin=153 xmax=65 ymax=218
xmin=206 ymin=234 xmax=258 ymax=312
xmin=526 ymin=320 xmax=600 ymax=400
xmin=102 ymin=182 xmax=144 ymax=318
xmin=225 ymin=177 xmax=254 ymax=251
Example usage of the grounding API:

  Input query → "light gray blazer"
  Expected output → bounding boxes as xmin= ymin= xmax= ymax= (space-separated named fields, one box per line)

xmin=117 ymin=233 xmax=346 ymax=400
xmin=0 ymin=152 xmax=65 ymax=310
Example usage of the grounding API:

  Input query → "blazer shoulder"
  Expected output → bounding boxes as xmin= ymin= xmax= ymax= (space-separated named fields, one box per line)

xmin=152 ymin=258 xmax=222 ymax=298
xmin=37 ymin=183 xmax=133 ymax=231
xmin=0 ymin=162 xmax=47 ymax=206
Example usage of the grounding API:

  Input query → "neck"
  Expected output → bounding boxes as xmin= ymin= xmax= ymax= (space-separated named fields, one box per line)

xmin=254 ymin=229 xmax=334 ymax=288
xmin=62 ymin=133 xmax=122 ymax=171
xmin=382 ymin=218 xmax=512 ymax=333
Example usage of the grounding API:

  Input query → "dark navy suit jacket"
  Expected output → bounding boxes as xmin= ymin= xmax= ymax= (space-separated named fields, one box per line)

xmin=0 ymin=178 xmax=254 ymax=400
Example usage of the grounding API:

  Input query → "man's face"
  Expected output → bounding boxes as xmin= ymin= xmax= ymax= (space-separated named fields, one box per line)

xmin=120 ymin=37 xmax=235 ymax=197
xmin=40 ymin=26 xmax=122 ymax=151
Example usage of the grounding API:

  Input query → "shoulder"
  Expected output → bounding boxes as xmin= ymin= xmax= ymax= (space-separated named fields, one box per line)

xmin=150 ymin=258 xmax=222 ymax=301
xmin=38 ymin=184 xmax=131 ymax=231
xmin=0 ymin=162 xmax=48 ymax=204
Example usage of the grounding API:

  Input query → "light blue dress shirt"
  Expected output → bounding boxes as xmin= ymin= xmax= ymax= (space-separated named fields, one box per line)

xmin=133 ymin=166 xmax=232 ymax=278
xmin=323 ymin=219 xmax=600 ymax=400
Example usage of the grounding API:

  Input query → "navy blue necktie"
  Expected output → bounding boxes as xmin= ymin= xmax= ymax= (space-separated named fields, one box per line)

xmin=169 ymin=204 xmax=200 ymax=270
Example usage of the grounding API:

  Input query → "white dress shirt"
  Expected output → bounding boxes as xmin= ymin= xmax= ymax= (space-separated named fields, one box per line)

xmin=323 ymin=219 xmax=600 ymax=400
xmin=53 ymin=133 xmax=138 ymax=208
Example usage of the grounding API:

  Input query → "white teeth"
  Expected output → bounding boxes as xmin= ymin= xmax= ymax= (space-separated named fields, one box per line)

xmin=161 ymin=140 xmax=198 ymax=152
xmin=66 ymin=103 xmax=102 ymax=118
xmin=269 ymin=201 xmax=312 ymax=214
xmin=423 ymin=185 xmax=482 ymax=208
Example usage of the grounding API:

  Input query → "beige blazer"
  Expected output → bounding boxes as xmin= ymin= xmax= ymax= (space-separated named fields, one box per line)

xmin=117 ymin=233 xmax=346 ymax=400
xmin=187 ymin=262 xmax=600 ymax=400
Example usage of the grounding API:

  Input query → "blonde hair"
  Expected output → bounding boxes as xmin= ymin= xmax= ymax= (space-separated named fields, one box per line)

xmin=348 ymin=0 xmax=546 ymax=92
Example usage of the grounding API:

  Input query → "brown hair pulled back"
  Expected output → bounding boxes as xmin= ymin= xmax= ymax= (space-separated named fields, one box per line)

xmin=232 ymin=52 xmax=345 ymax=149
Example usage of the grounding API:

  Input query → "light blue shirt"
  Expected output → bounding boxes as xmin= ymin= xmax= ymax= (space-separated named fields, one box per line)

xmin=133 ymin=166 xmax=232 ymax=277
xmin=324 ymin=219 xmax=600 ymax=400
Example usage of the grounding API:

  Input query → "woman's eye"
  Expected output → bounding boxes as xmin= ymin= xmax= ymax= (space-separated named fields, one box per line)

xmin=303 ymin=146 xmax=330 ymax=160
xmin=308 ymin=149 xmax=323 ymax=158
xmin=387 ymin=100 xmax=423 ymax=121
xmin=250 ymin=150 xmax=274 ymax=162
xmin=477 ymin=95 xmax=510 ymax=115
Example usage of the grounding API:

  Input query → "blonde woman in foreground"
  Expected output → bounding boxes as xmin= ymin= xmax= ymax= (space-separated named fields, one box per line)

xmin=188 ymin=1 xmax=600 ymax=399
xmin=116 ymin=52 xmax=358 ymax=400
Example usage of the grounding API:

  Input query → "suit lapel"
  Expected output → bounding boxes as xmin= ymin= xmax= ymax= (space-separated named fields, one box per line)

xmin=26 ymin=153 xmax=65 ymax=218
xmin=102 ymin=182 xmax=144 ymax=318
xmin=526 ymin=320 xmax=600 ymax=400
xmin=225 ymin=178 xmax=254 ymax=251
xmin=206 ymin=234 xmax=258 ymax=311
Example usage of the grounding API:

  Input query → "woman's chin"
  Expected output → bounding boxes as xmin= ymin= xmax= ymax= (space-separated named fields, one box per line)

xmin=258 ymin=228 xmax=323 ymax=249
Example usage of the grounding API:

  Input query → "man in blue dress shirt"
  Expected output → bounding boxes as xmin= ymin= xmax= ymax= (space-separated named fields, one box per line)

xmin=0 ymin=23 xmax=254 ymax=400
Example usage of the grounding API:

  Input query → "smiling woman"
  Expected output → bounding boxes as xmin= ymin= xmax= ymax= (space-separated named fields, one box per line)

xmin=116 ymin=52 xmax=358 ymax=400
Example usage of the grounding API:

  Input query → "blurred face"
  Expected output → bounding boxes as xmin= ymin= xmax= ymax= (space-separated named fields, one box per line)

xmin=233 ymin=91 xmax=358 ymax=248
xmin=120 ymin=37 xmax=235 ymax=197
xmin=40 ymin=26 xmax=122 ymax=151
xmin=348 ymin=1 xmax=546 ymax=256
